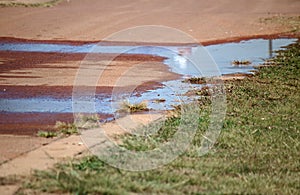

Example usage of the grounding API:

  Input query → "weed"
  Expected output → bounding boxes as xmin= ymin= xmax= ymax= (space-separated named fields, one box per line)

xmin=75 ymin=114 xmax=99 ymax=129
xmin=183 ymin=77 xmax=206 ymax=84
xmin=232 ymin=60 xmax=251 ymax=65
xmin=119 ymin=100 xmax=149 ymax=113
xmin=0 ymin=0 xmax=62 ymax=7
xmin=55 ymin=121 xmax=79 ymax=136
xmin=196 ymin=86 xmax=211 ymax=96
xmin=37 ymin=130 xmax=58 ymax=138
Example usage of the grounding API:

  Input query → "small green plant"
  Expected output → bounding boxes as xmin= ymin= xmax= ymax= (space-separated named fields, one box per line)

xmin=37 ymin=130 xmax=58 ymax=138
xmin=55 ymin=121 xmax=79 ymax=136
xmin=232 ymin=60 xmax=251 ymax=65
xmin=183 ymin=77 xmax=206 ymax=84
xmin=37 ymin=122 xmax=80 ymax=138
xmin=0 ymin=0 xmax=62 ymax=7
xmin=119 ymin=101 xmax=149 ymax=113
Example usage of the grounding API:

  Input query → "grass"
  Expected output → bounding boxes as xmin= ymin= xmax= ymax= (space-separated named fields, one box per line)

xmin=55 ymin=121 xmax=79 ymax=136
xmin=37 ymin=121 xmax=79 ymax=138
xmin=118 ymin=100 xmax=149 ymax=113
xmin=37 ymin=114 xmax=100 ymax=138
xmin=0 ymin=0 xmax=62 ymax=7
xmin=18 ymin=41 xmax=300 ymax=194
xmin=195 ymin=86 xmax=211 ymax=96
xmin=37 ymin=130 xmax=58 ymax=138
xmin=183 ymin=77 xmax=206 ymax=84
xmin=232 ymin=60 xmax=252 ymax=65
xmin=75 ymin=114 xmax=100 ymax=129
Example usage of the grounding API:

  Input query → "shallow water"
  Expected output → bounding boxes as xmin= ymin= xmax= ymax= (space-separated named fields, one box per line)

xmin=0 ymin=38 xmax=297 ymax=115
xmin=0 ymin=38 xmax=296 ymax=75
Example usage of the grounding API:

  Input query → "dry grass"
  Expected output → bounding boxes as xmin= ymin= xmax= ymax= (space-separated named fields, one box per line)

xmin=118 ymin=101 xmax=149 ymax=113
xmin=232 ymin=60 xmax=252 ymax=65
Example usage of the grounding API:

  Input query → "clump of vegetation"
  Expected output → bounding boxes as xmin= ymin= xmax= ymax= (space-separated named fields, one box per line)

xmin=37 ymin=122 xmax=79 ymax=138
xmin=183 ymin=77 xmax=206 ymax=84
xmin=37 ymin=115 xmax=100 ymax=138
xmin=0 ymin=0 xmax=62 ymax=7
xmin=55 ymin=121 xmax=79 ymax=136
xmin=232 ymin=60 xmax=251 ymax=65
xmin=119 ymin=101 xmax=149 ymax=113
xmin=75 ymin=114 xmax=99 ymax=129
xmin=37 ymin=130 xmax=58 ymax=138
xmin=196 ymin=86 xmax=211 ymax=96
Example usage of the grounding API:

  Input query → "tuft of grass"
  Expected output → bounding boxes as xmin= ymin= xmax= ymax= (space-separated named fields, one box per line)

xmin=37 ymin=121 xmax=80 ymax=138
xmin=0 ymin=0 xmax=62 ymax=7
xmin=75 ymin=114 xmax=99 ymax=129
xmin=183 ymin=77 xmax=206 ymax=84
xmin=196 ymin=86 xmax=211 ymax=96
xmin=118 ymin=100 xmax=149 ymax=113
xmin=37 ymin=130 xmax=58 ymax=138
xmin=232 ymin=60 xmax=251 ymax=65
xmin=55 ymin=121 xmax=79 ymax=136
xmin=19 ymin=41 xmax=300 ymax=194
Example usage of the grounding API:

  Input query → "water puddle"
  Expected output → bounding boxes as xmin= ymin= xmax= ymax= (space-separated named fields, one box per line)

xmin=0 ymin=38 xmax=297 ymax=118
xmin=0 ymin=38 xmax=296 ymax=76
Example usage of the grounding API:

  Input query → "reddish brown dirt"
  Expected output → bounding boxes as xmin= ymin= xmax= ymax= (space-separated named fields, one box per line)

xmin=0 ymin=113 xmax=75 ymax=135
xmin=0 ymin=0 xmax=299 ymax=42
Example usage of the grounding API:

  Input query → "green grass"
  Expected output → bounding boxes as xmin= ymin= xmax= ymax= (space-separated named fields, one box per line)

xmin=0 ymin=0 xmax=62 ymax=7
xmin=37 ymin=130 xmax=58 ymax=138
xmin=37 ymin=122 xmax=79 ymax=138
xmin=55 ymin=121 xmax=79 ymax=136
xmin=19 ymin=41 xmax=300 ymax=194
xmin=37 ymin=115 xmax=100 ymax=138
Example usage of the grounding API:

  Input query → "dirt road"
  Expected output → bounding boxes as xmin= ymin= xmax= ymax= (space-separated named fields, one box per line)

xmin=0 ymin=0 xmax=299 ymax=42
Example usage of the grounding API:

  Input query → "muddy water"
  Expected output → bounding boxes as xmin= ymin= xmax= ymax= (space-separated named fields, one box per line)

xmin=0 ymin=38 xmax=296 ymax=75
xmin=0 ymin=38 xmax=297 ymax=134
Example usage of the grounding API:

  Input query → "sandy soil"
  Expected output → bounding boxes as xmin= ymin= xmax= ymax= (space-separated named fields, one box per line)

xmin=0 ymin=0 xmax=299 ymax=42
